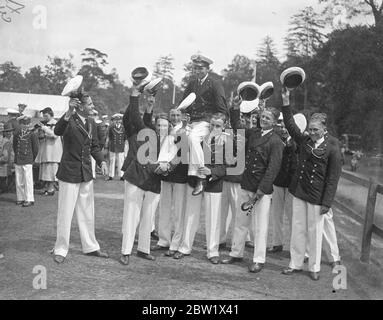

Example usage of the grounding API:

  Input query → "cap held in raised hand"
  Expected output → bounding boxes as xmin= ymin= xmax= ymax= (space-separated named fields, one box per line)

xmin=6 ymin=108 xmax=19 ymax=115
xmin=240 ymin=99 xmax=260 ymax=114
xmin=293 ymin=113 xmax=307 ymax=133
xmin=259 ymin=81 xmax=274 ymax=100
xmin=280 ymin=67 xmax=306 ymax=90
xmin=145 ymin=78 xmax=163 ymax=96
xmin=177 ymin=92 xmax=196 ymax=111
xmin=131 ymin=67 xmax=150 ymax=84
xmin=237 ymin=81 xmax=260 ymax=101
xmin=61 ymin=75 xmax=84 ymax=97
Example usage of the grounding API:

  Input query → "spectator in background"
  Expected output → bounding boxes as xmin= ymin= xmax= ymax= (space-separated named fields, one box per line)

xmin=13 ymin=115 xmax=39 ymax=207
xmin=6 ymin=108 xmax=20 ymax=131
xmin=107 ymin=113 xmax=125 ymax=181
xmin=18 ymin=103 xmax=27 ymax=116
xmin=35 ymin=107 xmax=63 ymax=196
xmin=0 ymin=122 xmax=14 ymax=193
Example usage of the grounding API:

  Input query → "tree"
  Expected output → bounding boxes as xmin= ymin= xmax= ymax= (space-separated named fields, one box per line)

xmin=153 ymin=55 xmax=175 ymax=81
xmin=24 ymin=66 xmax=51 ymax=94
xmin=79 ymin=48 xmax=114 ymax=91
xmin=285 ymin=6 xmax=327 ymax=58
xmin=319 ymin=0 xmax=383 ymax=29
xmin=222 ymin=54 xmax=254 ymax=103
xmin=0 ymin=61 xmax=26 ymax=92
xmin=310 ymin=26 xmax=383 ymax=151
xmin=284 ymin=7 xmax=327 ymax=109
xmin=44 ymin=54 xmax=75 ymax=95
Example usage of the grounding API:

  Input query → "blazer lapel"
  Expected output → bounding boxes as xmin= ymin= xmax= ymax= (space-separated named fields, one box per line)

xmin=72 ymin=114 xmax=91 ymax=142
xmin=253 ymin=130 xmax=273 ymax=147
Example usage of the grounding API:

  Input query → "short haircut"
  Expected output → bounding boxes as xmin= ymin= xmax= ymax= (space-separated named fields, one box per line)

xmin=169 ymin=108 xmax=181 ymax=114
xmin=264 ymin=107 xmax=280 ymax=122
xmin=310 ymin=113 xmax=327 ymax=127
xmin=41 ymin=107 xmax=54 ymax=117
xmin=211 ymin=112 xmax=227 ymax=123
xmin=155 ymin=113 xmax=169 ymax=123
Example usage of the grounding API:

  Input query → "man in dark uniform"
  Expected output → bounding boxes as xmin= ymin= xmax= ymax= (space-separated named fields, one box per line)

xmin=107 ymin=114 xmax=125 ymax=181
xmin=52 ymin=93 xmax=109 ymax=264
xmin=179 ymin=54 xmax=228 ymax=195
xmin=281 ymin=88 xmax=341 ymax=281
xmin=221 ymin=101 xmax=284 ymax=274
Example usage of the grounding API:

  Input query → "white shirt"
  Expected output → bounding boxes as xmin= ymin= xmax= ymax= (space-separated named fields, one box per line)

xmin=315 ymin=136 xmax=324 ymax=148
xmin=261 ymin=128 xmax=273 ymax=136
xmin=77 ymin=113 xmax=86 ymax=125
xmin=199 ymin=73 xmax=208 ymax=86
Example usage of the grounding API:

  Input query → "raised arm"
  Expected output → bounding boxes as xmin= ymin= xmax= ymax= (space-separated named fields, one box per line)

xmin=281 ymin=88 xmax=305 ymax=145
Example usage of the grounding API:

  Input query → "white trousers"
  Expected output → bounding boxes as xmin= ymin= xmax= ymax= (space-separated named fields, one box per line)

xmin=289 ymin=196 xmax=325 ymax=272
xmin=270 ymin=185 xmax=293 ymax=247
xmin=323 ymin=209 xmax=341 ymax=262
xmin=54 ymin=180 xmax=100 ymax=257
xmin=124 ymin=140 xmax=129 ymax=158
xmin=158 ymin=135 xmax=179 ymax=163
xmin=220 ymin=181 xmax=252 ymax=245
xmin=187 ymin=121 xmax=210 ymax=177
xmin=109 ymin=152 xmax=124 ymax=178
xmin=121 ymin=181 xmax=160 ymax=255
xmin=91 ymin=157 xmax=96 ymax=179
xmin=157 ymin=181 xmax=187 ymax=251
xmin=15 ymin=164 xmax=34 ymax=202
xmin=178 ymin=185 xmax=222 ymax=258
xmin=230 ymin=189 xmax=272 ymax=263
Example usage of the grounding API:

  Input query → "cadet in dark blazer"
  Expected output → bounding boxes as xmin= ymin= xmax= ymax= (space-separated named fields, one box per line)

xmin=52 ymin=93 xmax=108 ymax=264
xmin=13 ymin=116 xmax=39 ymax=207
xmin=222 ymin=103 xmax=284 ymax=274
xmin=268 ymin=121 xmax=298 ymax=253
xmin=281 ymin=88 xmax=341 ymax=281
xmin=120 ymin=88 xmax=167 ymax=266
xmin=107 ymin=114 xmax=125 ymax=180
xmin=173 ymin=113 xmax=227 ymax=264
xmin=181 ymin=54 xmax=228 ymax=195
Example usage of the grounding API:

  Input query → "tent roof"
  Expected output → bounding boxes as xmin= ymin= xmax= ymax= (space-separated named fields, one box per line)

xmin=0 ymin=91 xmax=69 ymax=118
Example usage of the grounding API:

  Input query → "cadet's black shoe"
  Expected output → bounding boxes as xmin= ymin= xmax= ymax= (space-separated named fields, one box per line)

xmin=54 ymin=255 xmax=65 ymax=264
xmin=86 ymin=250 xmax=109 ymax=258
xmin=282 ymin=267 xmax=302 ymax=275
xmin=267 ymin=245 xmax=283 ymax=253
xmin=209 ymin=256 xmax=220 ymax=264
xmin=248 ymin=262 xmax=264 ymax=273
xmin=245 ymin=241 xmax=254 ymax=248
xmin=192 ymin=178 xmax=206 ymax=196
xmin=164 ymin=250 xmax=176 ymax=257
xmin=119 ymin=254 xmax=130 ymax=265
xmin=16 ymin=201 xmax=24 ymax=206
xmin=330 ymin=260 xmax=341 ymax=268
xmin=105 ymin=177 xmax=113 ymax=181
xmin=150 ymin=244 xmax=168 ymax=251
xmin=221 ymin=256 xmax=243 ymax=264
xmin=22 ymin=201 xmax=34 ymax=207
xmin=309 ymin=271 xmax=320 ymax=281
xmin=173 ymin=251 xmax=190 ymax=260
xmin=137 ymin=251 xmax=155 ymax=261
xmin=120 ymin=177 xmax=124 ymax=181
xmin=150 ymin=230 xmax=159 ymax=240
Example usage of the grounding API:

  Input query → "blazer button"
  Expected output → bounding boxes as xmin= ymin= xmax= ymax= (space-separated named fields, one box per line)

xmin=310 ymin=180 xmax=313 ymax=183
xmin=299 ymin=176 xmax=302 ymax=179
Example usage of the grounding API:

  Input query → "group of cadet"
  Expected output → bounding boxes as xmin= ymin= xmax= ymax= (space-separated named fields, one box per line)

xmin=1 ymin=53 xmax=343 ymax=281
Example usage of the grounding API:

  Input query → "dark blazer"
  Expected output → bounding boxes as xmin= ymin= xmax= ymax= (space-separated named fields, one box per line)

xmin=122 ymin=96 xmax=161 ymax=194
xmin=54 ymin=113 xmax=104 ymax=183
xmin=230 ymin=108 xmax=283 ymax=194
xmin=13 ymin=128 xmax=39 ymax=165
xmin=182 ymin=74 xmax=228 ymax=122
xmin=108 ymin=124 xmax=125 ymax=153
xmin=282 ymin=105 xmax=342 ymax=207
xmin=186 ymin=135 xmax=227 ymax=193
xmin=273 ymin=137 xmax=297 ymax=188
xmin=97 ymin=123 xmax=108 ymax=149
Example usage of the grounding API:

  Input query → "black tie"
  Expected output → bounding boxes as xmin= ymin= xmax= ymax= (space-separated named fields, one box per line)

xmin=85 ymin=119 xmax=89 ymax=132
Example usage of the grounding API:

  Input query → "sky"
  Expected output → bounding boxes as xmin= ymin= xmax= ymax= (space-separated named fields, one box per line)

xmin=0 ymin=0 xmax=372 ymax=85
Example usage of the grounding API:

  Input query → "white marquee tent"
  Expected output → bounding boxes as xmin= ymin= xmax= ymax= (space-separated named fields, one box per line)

xmin=0 ymin=91 xmax=69 ymax=118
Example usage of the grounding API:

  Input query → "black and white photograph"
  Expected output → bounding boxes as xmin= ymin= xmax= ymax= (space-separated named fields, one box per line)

xmin=0 ymin=0 xmax=383 ymax=305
